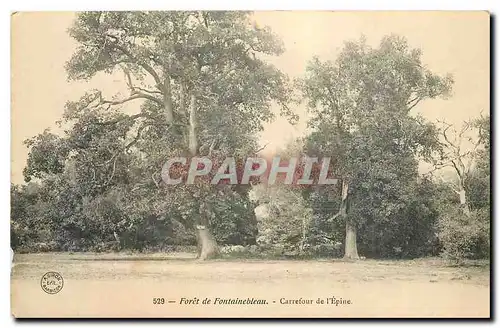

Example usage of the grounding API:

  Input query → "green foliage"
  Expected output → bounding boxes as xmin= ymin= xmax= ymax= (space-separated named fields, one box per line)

xmin=210 ymin=189 xmax=258 ymax=245
xmin=12 ymin=21 xmax=490 ymax=262
xmin=306 ymin=185 xmax=343 ymax=246
xmin=253 ymin=185 xmax=313 ymax=252
xmin=23 ymin=131 xmax=69 ymax=182
xmin=438 ymin=207 xmax=490 ymax=260
xmin=13 ymin=11 xmax=291 ymax=253
xmin=10 ymin=183 xmax=59 ymax=252
xmin=466 ymin=167 xmax=490 ymax=211
xmin=437 ymin=116 xmax=490 ymax=261
xmin=433 ymin=114 xmax=490 ymax=261
xmin=301 ymin=35 xmax=454 ymax=259
xmin=467 ymin=115 xmax=490 ymax=211
xmin=249 ymin=140 xmax=315 ymax=253
xmin=356 ymin=177 xmax=441 ymax=258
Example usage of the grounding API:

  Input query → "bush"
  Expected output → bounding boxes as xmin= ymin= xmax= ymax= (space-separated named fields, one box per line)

xmin=309 ymin=243 xmax=343 ymax=258
xmin=438 ymin=207 xmax=490 ymax=260
xmin=218 ymin=242 xmax=345 ymax=259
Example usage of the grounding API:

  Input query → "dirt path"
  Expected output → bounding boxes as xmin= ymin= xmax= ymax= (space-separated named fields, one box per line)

xmin=11 ymin=253 xmax=490 ymax=318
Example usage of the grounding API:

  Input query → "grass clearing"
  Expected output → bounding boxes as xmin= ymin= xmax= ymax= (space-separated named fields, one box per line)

xmin=11 ymin=252 xmax=490 ymax=318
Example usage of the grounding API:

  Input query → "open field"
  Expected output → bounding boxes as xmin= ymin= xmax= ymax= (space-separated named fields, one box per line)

xmin=11 ymin=252 xmax=490 ymax=318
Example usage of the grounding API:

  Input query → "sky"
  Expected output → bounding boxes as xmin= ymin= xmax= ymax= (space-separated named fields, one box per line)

xmin=11 ymin=11 xmax=489 ymax=184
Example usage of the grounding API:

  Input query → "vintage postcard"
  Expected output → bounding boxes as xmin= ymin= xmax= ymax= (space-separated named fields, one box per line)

xmin=10 ymin=11 xmax=490 ymax=318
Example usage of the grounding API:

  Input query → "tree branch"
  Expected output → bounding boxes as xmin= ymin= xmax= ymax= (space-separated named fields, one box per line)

xmin=109 ymin=39 xmax=165 ymax=92
xmin=407 ymin=97 xmax=422 ymax=111
xmin=206 ymin=138 xmax=219 ymax=156
xmin=134 ymin=86 xmax=163 ymax=95
xmin=104 ymin=155 xmax=119 ymax=186
xmin=121 ymin=67 xmax=163 ymax=106
xmin=101 ymin=124 xmax=150 ymax=186
xmin=255 ymin=143 xmax=269 ymax=154
xmin=151 ymin=171 xmax=160 ymax=189
xmin=100 ymin=93 xmax=162 ymax=107
xmin=96 ymin=113 xmax=146 ymax=126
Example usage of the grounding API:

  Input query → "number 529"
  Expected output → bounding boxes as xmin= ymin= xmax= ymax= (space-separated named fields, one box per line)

xmin=153 ymin=298 xmax=165 ymax=304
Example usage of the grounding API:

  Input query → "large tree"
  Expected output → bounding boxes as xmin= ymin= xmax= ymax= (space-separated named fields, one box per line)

xmin=431 ymin=114 xmax=490 ymax=260
xmin=301 ymin=35 xmax=453 ymax=259
xmin=431 ymin=115 xmax=490 ymax=217
xmin=23 ymin=12 xmax=294 ymax=258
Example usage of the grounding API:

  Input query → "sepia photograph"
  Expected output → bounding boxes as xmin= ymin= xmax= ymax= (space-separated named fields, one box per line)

xmin=10 ymin=10 xmax=490 ymax=318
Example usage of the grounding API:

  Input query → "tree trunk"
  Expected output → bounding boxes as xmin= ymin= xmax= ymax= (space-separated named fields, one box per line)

xmin=196 ymin=227 xmax=218 ymax=260
xmin=196 ymin=205 xmax=219 ymax=260
xmin=113 ymin=231 xmax=122 ymax=251
xmin=188 ymin=92 xmax=218 ymax=260
xmin=163 ymin=76 xmax=174 ymax=124
xmin=188 ymin=93 xmax=199 ymax=156
xmin=344 ymin=219 xmax=359 ymax=260
xmin=459 ymin=187 xmax=471 ymax=217
xmin=340 ymin=180 xmax=359 ymax=260
xmin=300 ymin=216 xmax=307 ymax=253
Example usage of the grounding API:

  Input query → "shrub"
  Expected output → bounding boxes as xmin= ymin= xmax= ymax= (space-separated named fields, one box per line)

xmin=438 ymin=207 xmax=490 ymax=260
